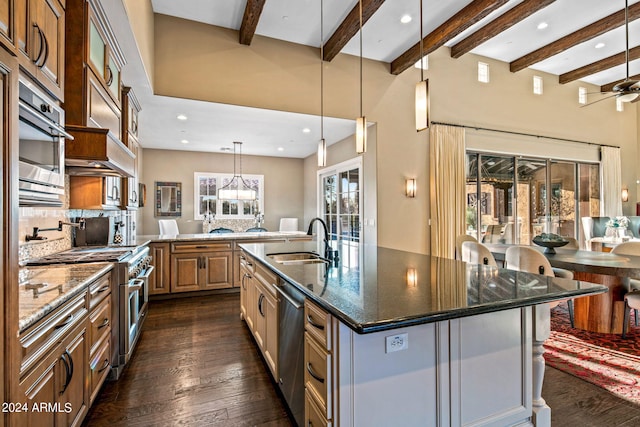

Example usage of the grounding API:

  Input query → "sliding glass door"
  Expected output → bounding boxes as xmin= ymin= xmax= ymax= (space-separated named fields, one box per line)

xmin=466 ymin=152 xmax=599 ymax=246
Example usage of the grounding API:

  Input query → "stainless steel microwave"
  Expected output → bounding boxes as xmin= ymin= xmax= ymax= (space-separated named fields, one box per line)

xmin=18 ymin=76 xmax=73 ymax=206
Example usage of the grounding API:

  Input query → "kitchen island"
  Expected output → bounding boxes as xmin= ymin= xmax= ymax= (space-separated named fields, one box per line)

xmin=240 ymin=241 xmax=606 ymax=427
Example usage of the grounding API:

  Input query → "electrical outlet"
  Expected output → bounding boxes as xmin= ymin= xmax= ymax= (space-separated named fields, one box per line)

xmin=385 ymin=333 xmax=408 ymax=353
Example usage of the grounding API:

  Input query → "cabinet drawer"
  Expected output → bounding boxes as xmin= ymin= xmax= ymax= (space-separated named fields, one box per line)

xmin=306 ymin=388 xmax=332 ymax=427
xmin=254 ymin=263 xmax=277 ymax=297
xmin=89 ymin=336 xmax=111 ymax=405
xmin=88 ymin=273 xmax=111 ymax=309
xmin=304 ymin=332 xmax=332 ymax=419
xmin=89 ymin=296 xmax=111 ymax=353
xmin=19 ymin=292 xmax=88 ymax=375
xmin=171 ymin=241 xmax=233 ymax=252
xmin=305 ymin=300 xmax=332 ymax=351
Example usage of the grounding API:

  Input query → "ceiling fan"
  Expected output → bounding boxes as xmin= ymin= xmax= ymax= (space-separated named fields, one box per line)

xmin=585 ymin=0 xmax=640 ymax=106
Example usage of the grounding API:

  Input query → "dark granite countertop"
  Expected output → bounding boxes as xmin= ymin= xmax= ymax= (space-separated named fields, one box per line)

xmin=239 ymin=241 xmax=607 ymax=334
xmin=18 ymin=263 xmax=113 ymax=332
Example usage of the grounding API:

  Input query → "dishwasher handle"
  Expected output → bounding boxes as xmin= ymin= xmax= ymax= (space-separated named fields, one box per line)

xmin=273 ymin=285 xmax=303 ymax=310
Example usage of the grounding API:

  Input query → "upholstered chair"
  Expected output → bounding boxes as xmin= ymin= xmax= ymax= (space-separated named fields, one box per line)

xmin=460 ymin=241 xmax=497 ymax=267
xmin=623 ymin=291 xmax=640 ymax=338
xmin=504 ymin=246 xmax=574 ymax=327
xmin=455 ymin=234 xmax=477 ymax=261
xmin=158 ymin=219 xmax=179 ymax=235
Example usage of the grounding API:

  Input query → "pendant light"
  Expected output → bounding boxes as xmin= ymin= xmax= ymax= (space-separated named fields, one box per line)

xmin=318 ymin=0 xmax=327 ymax=167
xmin=415 ymin=0 xmax=430 ymax=131
xmin=356 ymin=0 xmax=367 ymax=154
xmin=217 ymin=141 xmax=257 ymax=200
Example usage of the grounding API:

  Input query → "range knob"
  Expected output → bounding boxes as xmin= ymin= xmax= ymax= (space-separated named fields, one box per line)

xmin=40 ymin=103 xmax=51 ymax=113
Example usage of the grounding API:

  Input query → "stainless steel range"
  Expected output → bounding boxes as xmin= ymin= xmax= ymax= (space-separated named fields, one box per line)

xmin=27 ymin=244 xmax=153 ymax=379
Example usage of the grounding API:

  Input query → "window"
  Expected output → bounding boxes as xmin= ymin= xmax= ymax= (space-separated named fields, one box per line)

xmin=477 ymin=62 xmax=489 ymax=83
xmin=578 ymin=87 xmax=587 ymax=104
xmin=533 ymin=75 xmax=543 ymax=95
xmin=194 ymin=172 xmax=264 ymax=220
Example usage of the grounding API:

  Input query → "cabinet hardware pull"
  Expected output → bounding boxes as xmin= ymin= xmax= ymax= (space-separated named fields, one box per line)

xmin=98 ymin=359 xmax=110 ymax=373
xmin=112 ymin=185 xmax=119 ymax=201
xmin=306 ymin=362 xmax=325 ymax=384
xmin=306 ymin=314 xmax=325 ymax=331
xmin=54 ymin=314 xmax=74 ymax=329
xmin=97 ymin=318 xmax=109 ymax=329
xmin=132 ymin=189 xmax=138 ymax=203
xmin=106 ymin=65 xmax=113 ymax=86
xmin=258 ymin=294 xmax=265 ymax=317
xmin=32 ymin=24 xmax=45 ymax=65
xmin=97 ymin=285 xmax=109 ymax=293
xmin=195 ymin=245 xmax=208 ymax=249
xmin=40 ymin=32 xmax=49 ymax=69
xmin=59 ymin=353 xmax=70 ymax=395
xmin=66 ymin=349 xmax=74 ymax=386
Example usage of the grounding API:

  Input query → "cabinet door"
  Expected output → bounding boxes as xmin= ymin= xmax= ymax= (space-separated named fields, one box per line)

xmin=171 ymin=253 xmax=201 ymax=293
xmin=34 ymin=0 xmax=64 ymax=99
xmin=57 ymin=323 xmax=88 ymax=427
xmin=240 ymin=266 xmax=249 ymax=320
xmin=262 ymin=289 xmax=278 ymax=378
xmin=245 ymin=273 xmax=257 ymax=332
xmin=104 ymin=176 xmax=121 ymax=207
xmin=200 ymin=251 xmax=232 ymax=290
xmin=106 ymin=52 xmax=120 ymax=102
xmin=88 ymin=14 xmax=106 ymax=85
xmin=149 ymin=243 xmax=170 ymax=295
xmin=17 ymin=354 xmax=57 ymax=426
xmin=0 ymin=0 xmax=14 ymax=48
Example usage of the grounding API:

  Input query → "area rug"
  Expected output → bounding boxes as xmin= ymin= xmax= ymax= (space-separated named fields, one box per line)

xmin=544 ymin=305 xmax=640 ymax=405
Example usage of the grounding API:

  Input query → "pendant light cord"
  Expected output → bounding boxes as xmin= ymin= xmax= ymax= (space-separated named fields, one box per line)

xmin=320 ymin=0 xmax=324 ymax=140
xmin=419 ymin=0 xmax=424 ymax=82
xmin=359 ymin=0 xmax=363 ymax=117
xmin=625 ymin=0 xmax=629 ymax=81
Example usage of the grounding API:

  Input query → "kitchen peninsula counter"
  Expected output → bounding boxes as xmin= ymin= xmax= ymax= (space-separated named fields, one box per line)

xmin=240 ymin=242 xmax=606 ymax=333
xmin=136 ymin=231 xmax=309 ymax=244
xmin=240 ymin=241 xmax=606 ymax=427
xmin=18 ymin=263 xmax=113 ymax=332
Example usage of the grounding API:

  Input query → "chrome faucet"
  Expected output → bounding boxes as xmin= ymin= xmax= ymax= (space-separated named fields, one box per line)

xmin=307 ymin=217 xmax=339 ymax=265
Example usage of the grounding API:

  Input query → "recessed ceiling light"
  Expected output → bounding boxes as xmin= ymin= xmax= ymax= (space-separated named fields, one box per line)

xmin=400 ymin=14 xmax=412 ymax=24
xmin=302 ymin=128 xmax=311 ymax=133
xmin=176 ymin=114 xmax=188 ymax=121
xmin=595 ymin=42 xmax=605 ymax=49
xmin=220 ymin=147 xmax=232 ymax=152
xmin=537 ymin=22 xmax=548 ymax=30
xmin=277 ymin=147 xmax=284 ymax=152
xmin=180 ymin=139 xmax=189 ymax=144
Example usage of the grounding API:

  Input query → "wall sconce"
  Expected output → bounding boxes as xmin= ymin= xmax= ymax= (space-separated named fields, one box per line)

xmin=406 ymin=268 xmax=418 ymax=287
xmin=622 ymin=187 xmax=629 ymax=202
xmin=406 ymin=178 xmax=416 ymax=198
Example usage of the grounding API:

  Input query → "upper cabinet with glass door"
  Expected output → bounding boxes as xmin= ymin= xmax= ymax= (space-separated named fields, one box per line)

xmin=0 ymin=0 xmax=16 ymax=52
xmin=87 ymin=6 xmax=121 ymax=104
xmin=15 ymin=0 xmax=65 ymax=101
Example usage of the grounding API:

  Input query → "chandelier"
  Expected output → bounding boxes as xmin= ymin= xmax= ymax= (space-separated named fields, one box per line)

xmin=217 ymin=141 xmax=257 ymax=201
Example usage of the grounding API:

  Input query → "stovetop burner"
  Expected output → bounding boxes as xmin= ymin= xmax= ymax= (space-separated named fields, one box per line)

xmin=26 ymin=246 xmax=138 ymax=265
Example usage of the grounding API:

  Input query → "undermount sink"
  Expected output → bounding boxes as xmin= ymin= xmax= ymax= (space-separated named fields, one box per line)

xmin=267 ymin=252 xmax=329 ymax=265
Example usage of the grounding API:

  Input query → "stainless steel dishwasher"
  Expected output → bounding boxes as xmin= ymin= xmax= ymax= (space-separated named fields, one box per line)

xmin=274 ymin=280 xmax=305 ymax=427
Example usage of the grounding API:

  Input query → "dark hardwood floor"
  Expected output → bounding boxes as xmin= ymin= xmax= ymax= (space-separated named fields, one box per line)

xmin=84 ymin=293 xmax=640 ymax=427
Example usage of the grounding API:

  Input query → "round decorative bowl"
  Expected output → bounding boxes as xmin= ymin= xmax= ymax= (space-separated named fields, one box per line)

xmin=532 ymin=235 xmax=569 ymax=254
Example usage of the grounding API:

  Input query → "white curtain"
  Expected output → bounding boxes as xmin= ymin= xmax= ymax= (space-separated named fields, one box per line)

xmin=600 ymin=146 xmax=622 ymax=217
xmin=429 ymin=125 xmax=466 ymax=258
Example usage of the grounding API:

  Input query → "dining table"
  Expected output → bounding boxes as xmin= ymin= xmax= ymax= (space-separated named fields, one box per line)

xmin=485 ymin=243 xmax=640 ymax=334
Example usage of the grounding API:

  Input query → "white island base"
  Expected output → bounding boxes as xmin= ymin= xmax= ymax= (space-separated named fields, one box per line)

xmin=328 ymin=305 xmax=551 ymax=427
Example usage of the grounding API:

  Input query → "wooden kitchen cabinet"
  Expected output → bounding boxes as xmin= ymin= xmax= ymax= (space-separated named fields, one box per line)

xmin=149 ymin=242 xmax=170 ymax=295
xmin=170 ymin=242 xmax=233 ymax=293
xmin=122 ymin=86 xmax=141 ymax=209
xmin=69 ymin=175 xmax=122 ymax=210
xmin=17 ymin=320 xmax=89 ymax=427
xmin=87 ymin=272 xmax=112 ymax=405
xmin=239 ymin=254 xmax=255 ymax=328
xmin=64 ymin=0 xmax=125 ymax=132
xmin=304 ymin=300 xmax=334 ymax=425
xmin=0 ymin=0 xmax=15 ymax=51
xmin=15 ymin=0 xmax=65 ymax=100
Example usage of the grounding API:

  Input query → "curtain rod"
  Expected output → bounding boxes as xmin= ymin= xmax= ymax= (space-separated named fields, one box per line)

xmin=430 ymin=121 xmax=619 ymax=149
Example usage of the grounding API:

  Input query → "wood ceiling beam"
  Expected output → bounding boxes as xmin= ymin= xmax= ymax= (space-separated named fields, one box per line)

xmin=322 ymin=0 xmax=385 ymax=62
xmin=601 ymin=74 xmax=640 ymax=92
xmin=451 ymin=0 xmax=556 ymax=59
xmin=239 ymin=0 xmax=266 ymax=45
xmin=390 ymin=0 xmax=508 ymax=75
xmin=559 ymin=46 xmax=640 ymax=84
xmin=510 ymin=3 xmax=640 ymax=72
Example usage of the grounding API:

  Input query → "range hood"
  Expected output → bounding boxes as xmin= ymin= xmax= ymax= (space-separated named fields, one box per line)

xmin=65 ymin=125 xmax=135 ymax=177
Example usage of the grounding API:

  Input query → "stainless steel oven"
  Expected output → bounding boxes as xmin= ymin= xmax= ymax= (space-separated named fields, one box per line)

xmin=18 ymin=76 xmax=73 ymax=206
xmin=118 ymin=247 xmax=153 ymax=373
